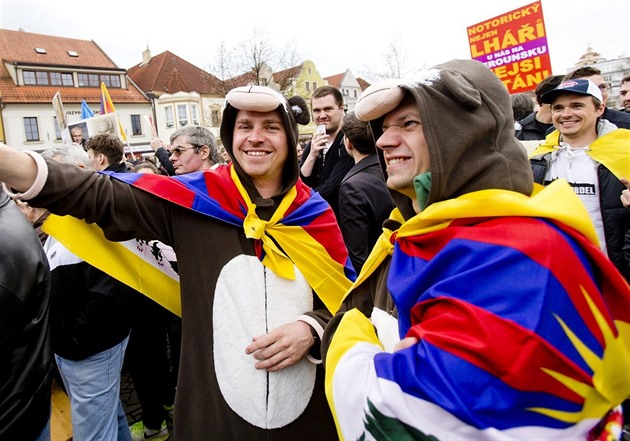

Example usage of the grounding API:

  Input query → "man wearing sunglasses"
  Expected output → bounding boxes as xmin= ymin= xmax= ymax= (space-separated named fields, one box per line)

xmin=0 ymin=85 xmax=354 ymax=440
xmin=168 ymin=125 xmax=220 ymax=175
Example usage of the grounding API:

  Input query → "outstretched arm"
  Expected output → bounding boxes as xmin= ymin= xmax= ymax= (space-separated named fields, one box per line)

xmin=0 ymin=143 xmax=41 ymax=195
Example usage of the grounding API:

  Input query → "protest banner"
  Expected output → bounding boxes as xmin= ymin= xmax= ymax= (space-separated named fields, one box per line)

xmin=467 ymin=1 xmax=552 ymax=93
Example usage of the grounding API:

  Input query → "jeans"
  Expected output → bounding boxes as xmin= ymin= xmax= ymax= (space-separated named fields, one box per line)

xmin=55 ymin=335 xmax=132 ymax=441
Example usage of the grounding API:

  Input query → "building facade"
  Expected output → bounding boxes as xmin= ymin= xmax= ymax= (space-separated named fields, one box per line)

xmin=0 ymin=29 xmax=151 ymax=153
xmin=569 ymin=46 xmax=630 ymax=111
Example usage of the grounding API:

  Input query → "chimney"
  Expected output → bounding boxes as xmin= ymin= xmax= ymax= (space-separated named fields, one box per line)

xmin=142 ymin=47 xmax=151 ymax=65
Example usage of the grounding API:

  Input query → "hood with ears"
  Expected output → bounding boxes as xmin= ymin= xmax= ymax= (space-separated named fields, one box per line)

xmin=220 ymin=86 xmax=310 ymax=202
xmin=355 ymin=59 xmax=533 ymax=220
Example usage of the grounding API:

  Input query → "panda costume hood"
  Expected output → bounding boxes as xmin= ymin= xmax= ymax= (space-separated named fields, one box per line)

xmin=220 ymin=85 xmax=310 ymax=206
xmin=354 ymin=59 xmax=534 ymax=220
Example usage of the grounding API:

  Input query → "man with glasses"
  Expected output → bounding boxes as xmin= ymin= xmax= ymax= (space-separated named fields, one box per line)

xmin=168 ymin=125 xmax=220 ymax=175
xmin=564 ymin=66 xmax=630 ymax=129
xmin=0 ymin=85 xmax=354 ymax=440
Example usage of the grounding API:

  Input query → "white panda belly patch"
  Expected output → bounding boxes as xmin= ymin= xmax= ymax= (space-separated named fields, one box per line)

xmin=213 ymin=254 xmax=316 ymax=428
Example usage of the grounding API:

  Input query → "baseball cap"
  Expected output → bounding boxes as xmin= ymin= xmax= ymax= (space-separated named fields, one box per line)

xmin=540 ymin=78 xmax=603 ymax=104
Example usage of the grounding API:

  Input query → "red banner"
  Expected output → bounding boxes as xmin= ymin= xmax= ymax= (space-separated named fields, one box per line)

xmin=467 ymin=1 xmax=552 ymax=94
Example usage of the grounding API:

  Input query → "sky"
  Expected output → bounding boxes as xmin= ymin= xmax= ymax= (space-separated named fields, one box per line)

xmin=1 ymin=0 xmax=628 ymax=82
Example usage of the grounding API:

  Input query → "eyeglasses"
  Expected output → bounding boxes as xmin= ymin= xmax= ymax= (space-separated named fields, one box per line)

xmin=169 ymin=145 xmax=203 ymax=157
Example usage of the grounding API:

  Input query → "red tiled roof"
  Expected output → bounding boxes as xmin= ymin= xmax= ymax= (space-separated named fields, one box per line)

xmin=0 ymin=28 xmax=118 ymax=68
xmin=127 ymin=50 xmax=223 ymax=95
xmin=357 ymin=77 xmax=371 ymax=91
xmin=0 ymin=28 xmax=148 ymax=105
xmin=272 ymin=65 xmax=302 ymax=89
xmin=323 ymin=72 xmax=344 ymax=89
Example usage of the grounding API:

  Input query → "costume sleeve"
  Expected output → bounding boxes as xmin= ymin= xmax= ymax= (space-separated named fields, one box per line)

xmin=29 ymin=157 xmax=175 ymax=245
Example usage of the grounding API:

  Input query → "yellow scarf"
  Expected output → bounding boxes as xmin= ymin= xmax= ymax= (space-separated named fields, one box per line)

xmin=531 ymin=129 xmax=630 ymax=180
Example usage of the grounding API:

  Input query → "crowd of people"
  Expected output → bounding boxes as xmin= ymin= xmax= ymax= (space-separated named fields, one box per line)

xmin=1 ymin=59 xmax=630 ymax=441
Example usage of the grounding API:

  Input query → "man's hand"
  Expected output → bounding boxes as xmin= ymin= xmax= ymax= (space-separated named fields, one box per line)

xmin=150 ymin=137 xmax=167 ymax=152
xmin=621 ymin=178 xmax=630 ymax=208
xmin=393 ymin=336 xmax=418 ymax=352
xmin=307 ymin=132 xmax=329 ymax=160
xmin=246 ymin=321 xmax=315 ymax=372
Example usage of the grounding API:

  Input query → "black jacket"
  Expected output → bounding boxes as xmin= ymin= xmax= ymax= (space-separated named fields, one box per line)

xmin=299 ymin=131 xmax=354 ymax=218
xmin=603 ymin=107 xmax=630 ymax=130
xmin=339 ymin=155 xmax=394 ymax=273
xmin=0 ymin=193 xmax=52 ymax=440
xmin=516 ymin=111 xmax=553 ymax=141
xmin=155 ymin=147 xmax=176 ymax=176
xmin=531 ymin=154 xmax=630 ymax=282
xmin=47 ymin=161 xmax=138 ymax=360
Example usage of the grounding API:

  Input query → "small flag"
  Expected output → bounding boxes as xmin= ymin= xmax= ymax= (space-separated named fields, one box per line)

xmin=100 ymin=82 xmax=127 ymax=141
xmin=81 ymin=100 xmax=94 ymax=119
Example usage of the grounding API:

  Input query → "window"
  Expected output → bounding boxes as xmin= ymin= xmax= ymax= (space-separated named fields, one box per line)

xmin=100 ymin=74 xmax=121 ymax=88
xmin=23 ymin=71 xmax=36 ymax=85
xmin=109 ymin=75 xmax=121 ymax=88
xmin=313 ymin=82 xmax=317 ymax=90
xmin=78 ymin=73 xmax=100 ymax=87
xmin=34 ymin=71 xmax=50 ymax=85
xmin=177 ymin=104 xmax=188 ymax=127
xmin=68 ymin=51 xmax=78 ymax=57
xmin=305 ymin=82 xmax=310 ymax=92
xmin=165 ymin=106 xmax=174 ymax=128
xmin=53 ymin=116 xmax=62 ymax=140
xmin=24 ymin=70 xmax=73 ymax=86
xmin=353 ymin=90 xmax=357 ymax=98
xmin=211 ymin=109 xmax=220 ymax=127
xmin=131 ymin=114 xmax=142 ymax=136
xmin=24 ymin=117 xmax=40 ymax=142
xmin=191 ymin=105 xmax=199 ymax=125
xmin=50 ymin=72 xmax=74 ymax=86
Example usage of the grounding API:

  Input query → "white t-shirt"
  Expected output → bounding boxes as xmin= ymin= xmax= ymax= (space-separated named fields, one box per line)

xmin=544 ymin=143 xmax=607 ymax=254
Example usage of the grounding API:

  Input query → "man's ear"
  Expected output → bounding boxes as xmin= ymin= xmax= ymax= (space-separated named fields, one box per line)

xmin=200 ymin=145 xmax=210 ymax=160
xmin=596 ymin=103 xmax=605 ymax=117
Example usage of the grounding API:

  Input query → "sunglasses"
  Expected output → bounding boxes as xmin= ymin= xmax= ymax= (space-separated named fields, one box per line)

xmin=169 ymin=145 xmax=203 ymax=157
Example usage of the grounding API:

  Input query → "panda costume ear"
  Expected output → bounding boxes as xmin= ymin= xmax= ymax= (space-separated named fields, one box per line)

xmin=288 ymin=95 xmax=310 ymax=125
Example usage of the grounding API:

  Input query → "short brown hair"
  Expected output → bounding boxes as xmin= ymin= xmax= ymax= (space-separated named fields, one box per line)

xmin=564 ymin=66 xmax=602 ymax=80
xmin=312 ymin=85 xmax=344 ymax=108
xmin=86 ymin=134 xmax=124 ymax=165
xmin=342 ymin=112 xmax=375 ymax=155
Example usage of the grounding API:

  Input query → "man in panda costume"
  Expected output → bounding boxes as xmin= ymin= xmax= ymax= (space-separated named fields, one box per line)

xmin=0 ymin=85 xmax=354 ymax=440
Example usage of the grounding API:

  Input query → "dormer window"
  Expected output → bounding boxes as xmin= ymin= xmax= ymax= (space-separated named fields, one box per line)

xmin=34 ymin=47 xmax=46 ymax=54
xmin=68 ymin=51 xmax=78 ymax=57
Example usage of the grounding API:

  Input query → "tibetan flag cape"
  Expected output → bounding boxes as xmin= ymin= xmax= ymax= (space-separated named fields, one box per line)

xmin=44 ymin=165 xmax=355 ymax=316
xmin=325 ymin=179 xmax=630 ymax=440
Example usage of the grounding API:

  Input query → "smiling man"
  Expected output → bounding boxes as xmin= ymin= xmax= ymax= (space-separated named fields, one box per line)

xmin=0 ymin=85 xmax=355 ymax=440
xmin=322 ymin=60 xmax=630 ymax=440
xmin=530 ymin=79 xmax=630 ymax=282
